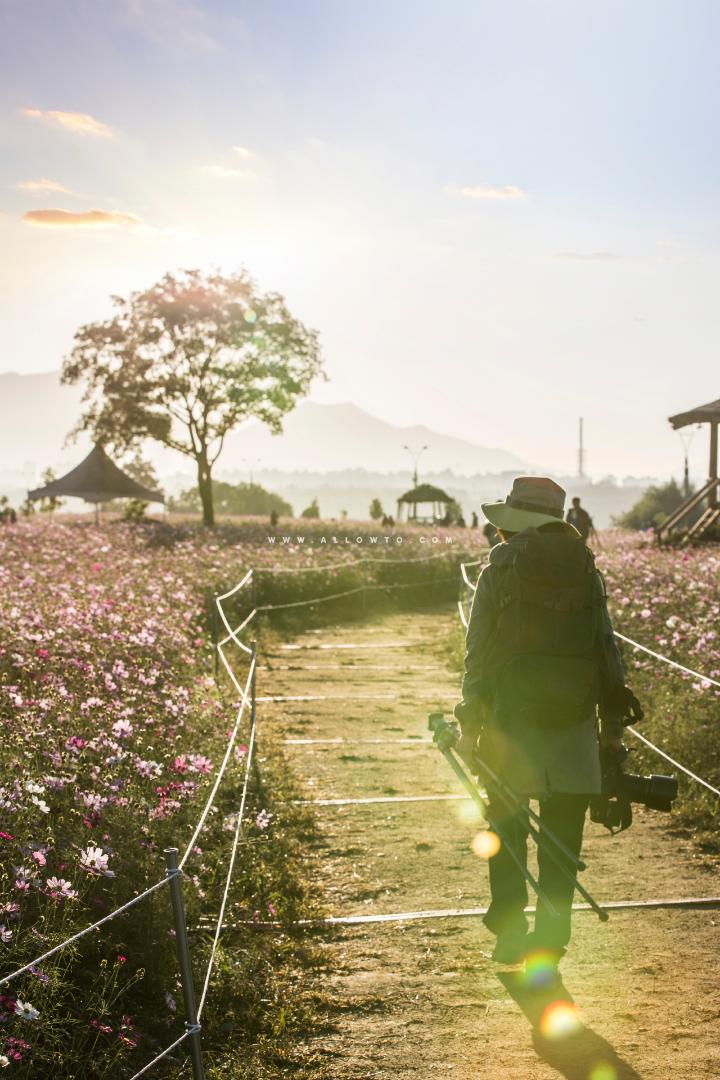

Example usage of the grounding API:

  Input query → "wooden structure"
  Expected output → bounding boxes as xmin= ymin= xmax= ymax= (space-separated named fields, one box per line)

xmin=396 ymin=483 xmax=452 ymax=525
xmin=656 ymin=399 xmax=720 ymax=542
xmin=28 ymin=444 xmax=164 ymax=522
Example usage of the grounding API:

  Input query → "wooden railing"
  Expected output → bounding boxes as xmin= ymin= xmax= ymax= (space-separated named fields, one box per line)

xmin=655 ymin=476 xmax=720 ymax=541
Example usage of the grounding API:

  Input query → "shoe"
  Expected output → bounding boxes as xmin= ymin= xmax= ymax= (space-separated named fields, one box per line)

xmin=491 ymin=932 xmax=527 ymax=965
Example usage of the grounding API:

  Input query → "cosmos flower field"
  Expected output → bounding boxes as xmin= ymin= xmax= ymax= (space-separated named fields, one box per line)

xmin=0 ymin=516 xmax=469 ymax=1075
xmin=0 ymin=517 xmax=717 ymax=1074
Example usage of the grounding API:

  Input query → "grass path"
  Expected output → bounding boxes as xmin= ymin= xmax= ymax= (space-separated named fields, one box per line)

xmin=260 ymin=607 xmax=720 ymax=1079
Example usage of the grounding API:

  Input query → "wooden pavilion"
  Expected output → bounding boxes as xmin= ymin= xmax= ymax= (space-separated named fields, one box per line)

xmin=656 ymin=398 xmax=720 ymax=542
xmin=396 ymin=483 xmax=452 ymax=524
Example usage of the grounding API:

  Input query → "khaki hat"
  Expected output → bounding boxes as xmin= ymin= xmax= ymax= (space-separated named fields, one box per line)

xmin=482 ymin=476 xmax=580 ymax=537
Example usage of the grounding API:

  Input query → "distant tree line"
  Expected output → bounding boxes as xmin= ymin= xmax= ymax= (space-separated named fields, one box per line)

xmin=170 ymin=480 xmax=292 ymax=518
xmin=613 ymin=479 xmax=688 ymax=530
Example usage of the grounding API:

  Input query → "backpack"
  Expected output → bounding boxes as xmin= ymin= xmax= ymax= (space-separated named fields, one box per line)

xmin=485 ymin=530 xmax=602 ymax=731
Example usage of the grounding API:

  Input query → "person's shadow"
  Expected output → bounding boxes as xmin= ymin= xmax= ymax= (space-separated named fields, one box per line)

xmin=497 ymin=971 xmax=644 ymax=1080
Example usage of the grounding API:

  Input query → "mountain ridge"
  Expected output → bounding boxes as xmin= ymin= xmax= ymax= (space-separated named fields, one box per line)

xmin=0 ymin=370 xmax=529 ymax=477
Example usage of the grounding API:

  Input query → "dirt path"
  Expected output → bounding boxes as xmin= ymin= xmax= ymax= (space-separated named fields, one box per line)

xmin=260 ymin=608 xmax=720 ymax=1080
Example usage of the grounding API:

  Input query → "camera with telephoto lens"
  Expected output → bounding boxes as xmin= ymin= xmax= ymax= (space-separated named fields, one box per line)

xmin=590 ymin=745 xmax=678 ymax=834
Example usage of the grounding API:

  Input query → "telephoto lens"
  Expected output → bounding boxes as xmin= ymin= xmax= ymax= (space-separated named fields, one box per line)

xmin=621 ymin=772 xmax=678 ymax=812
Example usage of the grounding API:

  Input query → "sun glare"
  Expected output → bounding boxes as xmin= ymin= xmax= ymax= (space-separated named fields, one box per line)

xmin=539 ymin=1000 xmax=582 ymax=1040
xmin=471 ymin=830 xmax=501 ymax=858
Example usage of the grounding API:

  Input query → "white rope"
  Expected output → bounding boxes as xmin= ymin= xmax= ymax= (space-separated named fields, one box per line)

xmin=215 ymin=570 xmax=254 ymax=655
xmin=294 ymin=793 xmax=474 ymax=806
xmin=197 ymin=667 xmax=259 ymax=1017
xmin=283 ymin=737 xmax=432 ymax=746
xmin=217 ymin=605 xmax=256 ymax=651
xmin=457 ymin=599 xmax=468 ymax=628
xmin=242 ymin=895 xmax=720 ymax=929
xmin=255 ymin=575 xmax=458 ymax=613
xmin=614 ymin=631 xmax=720 ymax=689
xmin=127 ymin=1027 xmax=195 ymax=1079
xmin=256 ymin=550 xmax=458 ymax=574
xmin=179 ymin=654 xmax=255 ymax=869
xmin=627 ymin=726 xmax=720 ymax=798
xmin=0 ymin=874 xmax=174 ymax=989
xmin=256 ymin=585 xmax=365 ymax=611
xmin=460 ymin=562 xmax=478 ymax=589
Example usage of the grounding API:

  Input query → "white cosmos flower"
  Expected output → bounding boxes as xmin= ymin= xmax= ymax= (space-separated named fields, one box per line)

xmin=15 ymin=999 xmax=39 ymax=1020
xmin=79 ymin=846 xmax=115 ymax=878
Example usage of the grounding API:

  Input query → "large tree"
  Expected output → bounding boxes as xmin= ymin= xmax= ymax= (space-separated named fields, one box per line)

xmin=62 ymin=268 xmax=323 ymax=525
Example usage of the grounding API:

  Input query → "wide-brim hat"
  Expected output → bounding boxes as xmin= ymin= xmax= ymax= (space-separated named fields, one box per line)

xmin=482 ymin=476 xmax=580 ymax=537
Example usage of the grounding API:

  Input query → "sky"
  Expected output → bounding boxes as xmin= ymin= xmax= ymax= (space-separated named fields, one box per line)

xmin=1 ymin=0 xmax=719 ymax=479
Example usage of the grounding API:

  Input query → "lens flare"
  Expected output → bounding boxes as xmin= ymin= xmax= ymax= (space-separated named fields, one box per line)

xmin=589 ymin=1066 xmax=617 ymax=1080
xmin=455 ymin=800 xmax=485 ymax=826
xmin=522 ymin=948 xmax=560 ymax=990
xmin=539 ymin=1000 xmax=581 ymax=1040
xmin=243 ymin=308 xmax=257 ymax=323
xmin=471 ymin=830 xmax=501 ymax=858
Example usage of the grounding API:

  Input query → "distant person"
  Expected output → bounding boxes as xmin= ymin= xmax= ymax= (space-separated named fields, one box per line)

xmin=457 ymin=514 xmax=466 ymax=528
xmin=471 ymin=511 xmax=479 ymax=529
xmin=483 ymin=521 xmax=499 ymax=547
xmin=566 ymin=497 xmax=594 ymax=543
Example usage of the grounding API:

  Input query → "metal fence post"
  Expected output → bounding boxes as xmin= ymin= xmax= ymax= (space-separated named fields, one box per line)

xmin=164 ymin=848 xmax=205 ymax=1080
xmin=212 ymin=603 xmax=219 ymax=682
xmin=250 ymin=639 xmax=257 ymax=723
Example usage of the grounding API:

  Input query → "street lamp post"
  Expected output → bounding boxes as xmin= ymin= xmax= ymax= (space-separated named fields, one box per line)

xmin=242 ymin=458 xmax=261 ymax=486
xmin=403 ymin=444 xmax=428 ymax=521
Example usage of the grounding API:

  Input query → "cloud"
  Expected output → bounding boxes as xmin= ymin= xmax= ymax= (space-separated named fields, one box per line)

xmin=22 ymin=208 xmax=141 ymax=228
xmin=202 ymin=164 xmax=259 ymax=181
xmin=446 ymin=182 xmax=527 ymax=200
xmin=17 ymin=178 xmax=73 ymax=194
xmin=120 ymin=0 xmax=220 ymax=53
xmin=232 ymin=146 xmax=256 ymax=160
xmin=555 ymin=251 xmax=621 ymax=261
xmin=20 ymin=108 xmax=114 ymax=138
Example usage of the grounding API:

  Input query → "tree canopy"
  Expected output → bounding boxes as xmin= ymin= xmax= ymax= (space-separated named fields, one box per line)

xmin=62 ymin=268 xmax=323 ymax=525
xmin=170 ymin=480 xmax=292 ymax=518
xmin=613 ymin=479 xmax=688 ymax=530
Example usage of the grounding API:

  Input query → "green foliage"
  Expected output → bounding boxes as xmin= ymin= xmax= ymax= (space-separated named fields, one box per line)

xmin=369 ymin=498 xmax=384 ymax=521
xmin=38 ymin=468 xmax=64 ymax=514
xmin=300 ymin=499 xmax=320 ymax=520
xmin=62 ymin=268 xmax=324 ymax=526
xmin=171 ymin=480 xmax=292 ymax=518
xmin=613 ymin=479 xmax=688 ymax=530
xmin=120 ymin=452 xmax=161 ymax=522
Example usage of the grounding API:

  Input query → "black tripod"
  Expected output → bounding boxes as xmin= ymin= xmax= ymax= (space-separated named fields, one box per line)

xmin=428 ymin=713 xmax=608 ymax=922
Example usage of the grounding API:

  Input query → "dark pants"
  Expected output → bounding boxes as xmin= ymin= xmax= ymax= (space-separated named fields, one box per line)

xmin=482 ymin=791 xmax=589 ymax=953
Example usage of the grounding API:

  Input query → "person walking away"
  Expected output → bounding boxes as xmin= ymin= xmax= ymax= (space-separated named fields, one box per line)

xmin=566 ymin=496 xmax=594 ymax=543
xmin=453 ymin=476 xmax=635 ymax=973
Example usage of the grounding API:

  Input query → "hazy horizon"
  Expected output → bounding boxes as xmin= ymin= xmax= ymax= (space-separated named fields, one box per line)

xmin=1 ymin=1 xmax=718 ymax=481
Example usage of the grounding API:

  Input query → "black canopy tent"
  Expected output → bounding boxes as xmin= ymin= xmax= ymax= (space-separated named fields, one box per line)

xmin=28 ymin=444 xmax=164 ymax=521
xmin=396 ymin=483 xmax=452 ymax=524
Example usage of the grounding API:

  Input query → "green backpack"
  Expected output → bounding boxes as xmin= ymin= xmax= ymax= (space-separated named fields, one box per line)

xmin=486 ymin=530 xmax=602 ymax=730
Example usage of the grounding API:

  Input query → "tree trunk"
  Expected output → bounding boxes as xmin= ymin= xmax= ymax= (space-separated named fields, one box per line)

xmin=197 ymin=455 xmax=215 ymax=527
